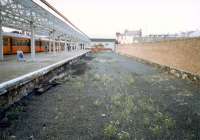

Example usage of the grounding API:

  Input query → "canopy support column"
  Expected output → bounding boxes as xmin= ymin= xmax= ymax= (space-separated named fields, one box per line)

xmin=53 ymin=31 xmax=56 ymax=55
xmin=64 ymin=37 xmax=67 ymax=52
xmin=0 ymin=12 xmax=3 ymax=61
xmin=71 ymin=43 xmax=73 ymax=51
xmin=76 ymin=43 xmax=77 ymax=50
xmin=72 ymin=43 xmax=73 ymax=51
xmin=30 ymin=22 xmax=35 ymax=60
xmin=77 ymin=42 xmax=80 ymax=50
xmin=74 ymin=43 xmax=76 ymax=51
xmin=49 ymin=32 xmax=52 ymax=53
xmin=82 ymin=43 xmax=84 ymax=50
xmin=83 ymin=44 xmax=85 ymax=50
xmin=59 ymin=38 xmax=61 ymax=52
xmin=73 ymin=43 xmax=75 ymax=51
xmin=69 ymin=42 xmax=71 ymax=51
xmin=81 ymin=43 xmax=83 ymax=50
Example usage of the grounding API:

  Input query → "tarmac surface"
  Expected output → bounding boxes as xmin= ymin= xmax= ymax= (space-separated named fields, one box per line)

xmin=1 ymin=52 xmax=200 ymax=140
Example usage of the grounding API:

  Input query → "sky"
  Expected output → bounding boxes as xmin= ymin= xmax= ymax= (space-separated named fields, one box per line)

xmin=46 ymin=0 xmax=200 ymax=38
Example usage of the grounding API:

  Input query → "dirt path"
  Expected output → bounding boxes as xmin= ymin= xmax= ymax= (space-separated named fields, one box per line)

xmin=1 ymin=52 xmax=200 ymax=140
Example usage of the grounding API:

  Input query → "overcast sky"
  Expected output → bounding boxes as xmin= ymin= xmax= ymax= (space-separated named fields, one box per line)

xmin=46 ymin=0 xmax=200 ymax=38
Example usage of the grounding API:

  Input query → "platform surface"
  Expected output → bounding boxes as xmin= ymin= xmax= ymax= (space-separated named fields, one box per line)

xmin=0 ymin=50 xmax=88 ymax=84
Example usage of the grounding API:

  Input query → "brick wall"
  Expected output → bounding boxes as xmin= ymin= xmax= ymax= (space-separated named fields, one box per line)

xmin=116 ymin=37 xmax=200 ymax=75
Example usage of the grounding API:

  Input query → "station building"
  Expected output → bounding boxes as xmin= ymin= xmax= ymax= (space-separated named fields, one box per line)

xmin=90 ymin=38 xmax=116 ymax=51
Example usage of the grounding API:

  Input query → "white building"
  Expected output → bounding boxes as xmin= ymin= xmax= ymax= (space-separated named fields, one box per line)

xmin=90 ymin=38 xmax=116 ymax=51
xmin=116 ymin=29 xmax=142 ymax=44
xmin=177 ymin=30 xmax=200 ymax=38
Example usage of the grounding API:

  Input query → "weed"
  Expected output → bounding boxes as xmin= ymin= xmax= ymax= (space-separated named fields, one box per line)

xmin=93 ymin=99 xmax=102 ymax=106
xmin=149 ymin=125 xmax=162 ymax=136
xmin=104 ymin=121 xmax=118 ymax=138
xmin=127 ymin=77 xmax=135 ymax=85
xmin=6 ymin=112 xmax=19 ymax=120
xmin=117 ymin=131 xmax=130 ymax=140
xmin=93 ymin=74 xmax=101 ymax=81
xmin=148 ymin=112 xmax=175 ymax=137
xmin=111 ymin=94 xmax=135 ymax=121
xmin=73 ymin=81 xmax=85 ymax=91
xmin=163 ymin=116 xmax=175 ymax=129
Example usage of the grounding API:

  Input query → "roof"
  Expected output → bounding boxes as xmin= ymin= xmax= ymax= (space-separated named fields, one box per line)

xmin=3 ymin=32 xmax=31 ymax=39
xmin=91 ymin=38 xmax=116 ymax=42
xmin=124 ymin=30 xmax=142 ymax=36
xmin=2 ymin=32 xmax=65 ymax=42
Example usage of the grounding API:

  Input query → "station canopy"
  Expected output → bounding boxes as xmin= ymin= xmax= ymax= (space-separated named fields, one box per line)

xmin=0 ymin=0 xmax=90 ymax=43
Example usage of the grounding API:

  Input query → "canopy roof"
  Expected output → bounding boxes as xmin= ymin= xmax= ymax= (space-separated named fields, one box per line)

xmin=0 ymin=0 xmax=90 ymax=43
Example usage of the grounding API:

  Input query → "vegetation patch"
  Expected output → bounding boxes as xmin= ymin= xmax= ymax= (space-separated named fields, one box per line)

xmin=103 ymin=121 xmax=118 ymax=138
xmin=105 ymin=93 xmax=176 ymax=139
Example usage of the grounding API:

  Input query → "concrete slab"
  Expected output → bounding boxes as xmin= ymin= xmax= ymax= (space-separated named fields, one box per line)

xmin=0 ymin=51 xmax=88 ymax=84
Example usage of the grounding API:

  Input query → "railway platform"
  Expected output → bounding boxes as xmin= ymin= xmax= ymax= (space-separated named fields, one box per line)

xmin=0 ymin=50 xmax=90 ymax=113
xmin=0 ymin=50 xmax=88 ymax=84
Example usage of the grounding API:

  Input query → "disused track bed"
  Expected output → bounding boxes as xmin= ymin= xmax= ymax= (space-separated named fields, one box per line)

xmin=1 ymin=52 xmax=200 ymax=140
